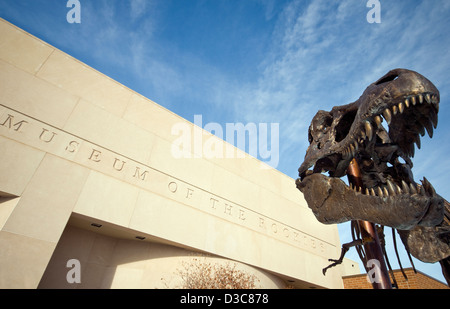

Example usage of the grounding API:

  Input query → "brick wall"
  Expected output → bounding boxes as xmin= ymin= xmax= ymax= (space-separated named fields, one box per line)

xmin=343 ymin=268 xmax=449 ymax=289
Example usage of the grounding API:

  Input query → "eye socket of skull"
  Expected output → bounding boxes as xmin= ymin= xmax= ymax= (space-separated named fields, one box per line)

xmin=335 ymin=109 xmax=357 ymax=142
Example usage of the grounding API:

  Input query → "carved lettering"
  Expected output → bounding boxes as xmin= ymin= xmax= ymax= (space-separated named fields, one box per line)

xmin=238 ymin=209 xmax=246 ymax=221
xmin=168 ymin=181 xmax=178 ymax=193
xmin=0 ymin=105 xmax=332 ymax=257
xmin=259 ymin=217 xmax=265 ymax=229
xmin=65 ymin=141 xmax=79 ymax=153
xmin=210 ymin=197 xmax=219 ymax=209
xmin=0 ymin=114 xmax=28 ymax=132
xmin=293 ymin=231 xmax=300 ymax=243
xmin=283 ymin=228 xmax=289 ymax=238
xmin=271 ymin=223 xmax=278 ymax=234
xmin=224 ymin=203 xmax=233 ymax=216
xmin=133 ymin=167 xmax=149 ymax=181
xmin=89 ymin=149 xmax=102 ymax=162
xmin=113 ymin=158 xmax=126 ymax=171
xmin=39 ymin=128 xmax=57 ymax=143
xmin=186 ymin=188 xmax=194 ymax=199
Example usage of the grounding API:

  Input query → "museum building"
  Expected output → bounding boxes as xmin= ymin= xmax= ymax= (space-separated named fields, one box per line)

xmin=0 ymin=18 xmax=365 ymax=289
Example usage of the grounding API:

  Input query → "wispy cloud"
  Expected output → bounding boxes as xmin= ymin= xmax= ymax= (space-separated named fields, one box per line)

xmin=210 ymin=0 xmax=450 ymax=181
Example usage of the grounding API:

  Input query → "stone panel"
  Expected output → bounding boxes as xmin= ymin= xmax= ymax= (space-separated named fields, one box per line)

xmin=0 ymin=19 xmax=54 ymax=75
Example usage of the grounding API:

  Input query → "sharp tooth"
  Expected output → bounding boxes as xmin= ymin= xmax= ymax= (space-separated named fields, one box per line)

xmin=432 ymin=95 xmax=439 ymax=104
xmin=418 ymin=94 xmax=423 ymax=104
xmin=383 ymin=109 xmax=392 ymax=125
xmin=411 ymin=96 xmax=417 ymax=105
xmin=402 ymin=180 xmax=410 ymax=194
xmin=387 ymin=180 xmax=396 ymax=196
xmin=396 ymin=184 xmax=402 ymax=194
xmin=418 ymin=125 xmax=425 ymax=137
xmin=425 ymin=94 xmax=431 ymax=104
xmin=360 ymin=130 xmax=366 ymax=139
xmin=370 ymin=188 xmax=376 ymax=196
xmin=392 ymin=105 xmax=398 ymax=115
xmin=383 ymin=187 xmax=389 ymax=196
xmin=365 ymin=188 xmax=370 ymax=195
xmin=430 ymin=109 xmax=438 ymax=129
xmin=398 ymin=102 xmax=405 ymax=114
xmin=404 ymin=98 xmax=410 ymax=108
xmin=409 ymin=183 xmax=417 ymax=194
xmin=377 ymin=187 xmax=384 ymax=197
xmin=374 ymin=116 xmax=382 ymax=128
xmin=422 ymin=177 xmax=436 ymax=196
xmin=409 ymin=142 xmax=415 ymax=157
xmin=419 ymin=184 xmax=426 ymax=195
xmin=414 ymin=133 xmax=421 ymax=149
xmin=364 ymin=121 xmax=373 ymax=141
xmin=424 ymin=119 xmax=434 ymax=138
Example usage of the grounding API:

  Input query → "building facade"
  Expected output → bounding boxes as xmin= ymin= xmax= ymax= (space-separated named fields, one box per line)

xmin=0 ymin=19 xmax=355 ymax=289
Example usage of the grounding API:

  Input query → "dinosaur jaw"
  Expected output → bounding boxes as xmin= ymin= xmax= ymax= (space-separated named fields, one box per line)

xmin=296 ymin=173 xmax=444 ymax=230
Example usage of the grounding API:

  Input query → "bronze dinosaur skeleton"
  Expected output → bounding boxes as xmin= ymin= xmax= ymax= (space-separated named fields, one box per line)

xmin=296 ymin=69 xmax=450 ymax=285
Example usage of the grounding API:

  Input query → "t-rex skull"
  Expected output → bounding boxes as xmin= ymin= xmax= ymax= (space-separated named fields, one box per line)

xmin=296 ymin=69 xmax=449 ymax=266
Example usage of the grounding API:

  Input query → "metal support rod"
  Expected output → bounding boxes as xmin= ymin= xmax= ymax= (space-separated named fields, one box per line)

xmin=347 ymin=158 xmax=393 ymax=289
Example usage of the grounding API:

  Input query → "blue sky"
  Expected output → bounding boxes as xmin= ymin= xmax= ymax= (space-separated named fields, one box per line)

xmin=1 ymin=0 xmax=449 ymax=284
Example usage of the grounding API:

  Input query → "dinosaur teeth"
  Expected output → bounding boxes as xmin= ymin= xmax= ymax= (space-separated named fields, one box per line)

xmin=386 ymin=179 xmax=397 ymax=196
xmin=398 ymin=102 xmax=405 ymax=114
xmin=431 ymin=95 xmax=439 ymax=104
xmin=377 ymin=186 xmax=384 ymax=197
xmin=374 ymin=115 xmax=382 ymax=128
xmin=421 ymin=177 xmax=436 ymax=196
xmin=382 ymin=109 xmax=392 ymax=125
xmin=402 ymin=180 xmax=410 ymax=194
xmin=413 ymin=133 xmax=421 ymax=149
xmin=430 ymin=108 xmax=438 ymax=129
xmin=418 ymin=94 xmax=423 ymax=104
xmin=392 ymin=105 xmax=398 ymax=115
xmin=364 ymin=121 xmax=373 ymax=141
xmin=423 ymin=118 xmax=434 ymax=138
xmin=404 ymin=98 xmax=410 ymax=108
xmin=409 ymin=183 xmax=418 ymax=194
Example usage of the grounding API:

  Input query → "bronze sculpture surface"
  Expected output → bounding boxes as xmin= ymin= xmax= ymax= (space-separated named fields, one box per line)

xmin=296 ymin=69 xmax=449 ymax=285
